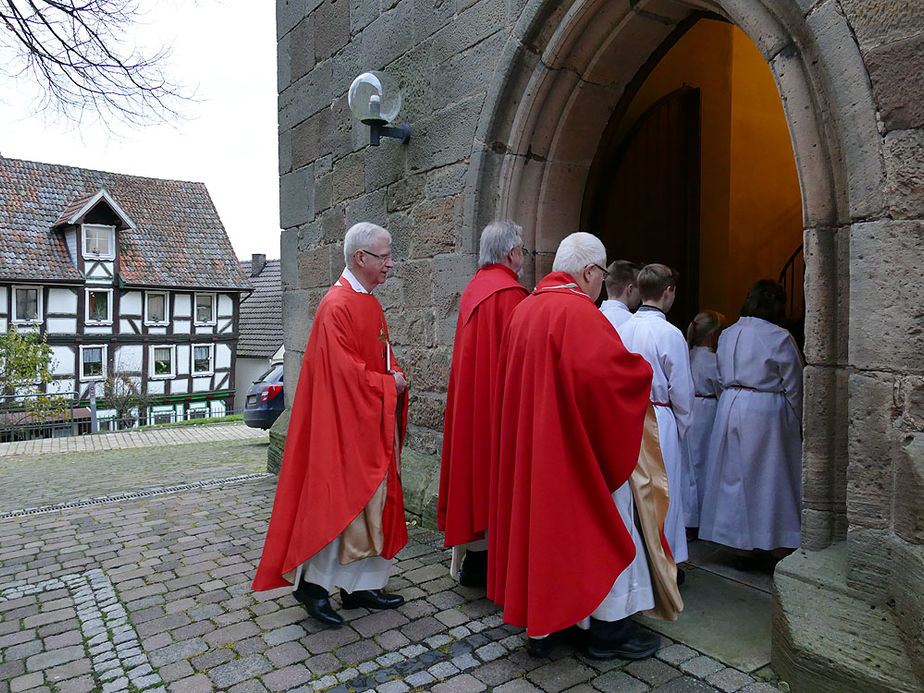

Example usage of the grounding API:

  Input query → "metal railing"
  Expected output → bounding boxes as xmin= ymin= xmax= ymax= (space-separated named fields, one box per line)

xmin=0 ymin=391 xmax=82 ymax=442
xmin=0 ymin=390 xmax=243 ymax=442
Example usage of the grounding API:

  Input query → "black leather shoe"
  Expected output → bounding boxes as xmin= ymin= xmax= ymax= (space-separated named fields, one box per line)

xmin=339 ymin=588 xmax=404 ymax=610
xmin=526 ymin=636 xmax=553 ymax=658
xmin=293 ymin=582 xmax=343 ymax=626
xmin=586 ymin=617 xmax=660 ymax=660
xmin=525 ymin=625 xmax=585 ymax=658
xmin=459 ymin=549 xmax=488 ymax=588
xmin=676 ymin=567 xmax=686 ymax=587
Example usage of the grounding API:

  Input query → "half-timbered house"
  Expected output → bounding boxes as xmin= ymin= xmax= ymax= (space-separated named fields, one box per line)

xmin=0 ymin=156 xmax=252 ymax=428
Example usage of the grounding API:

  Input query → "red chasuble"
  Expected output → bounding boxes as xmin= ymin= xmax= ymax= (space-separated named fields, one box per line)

xmin=487 ymin=272 xmax=653 ymax=636
xmin=252 ymin=277 xmax=408 ymax=591
xmin=438 ymin=264 xmax=528 ymax=547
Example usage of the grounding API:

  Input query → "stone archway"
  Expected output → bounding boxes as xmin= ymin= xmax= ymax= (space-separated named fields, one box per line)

xmin=462 ymin=0 xmax=913 ymax=688
xmin=467 ymin=0 xmax=870 ymax=552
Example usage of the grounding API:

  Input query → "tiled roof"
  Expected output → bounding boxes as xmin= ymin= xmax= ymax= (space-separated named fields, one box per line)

xmin=0 ymin=156 xmax=251 ymax=289
xmin=237 ymin=259 xmax=283 ymax=358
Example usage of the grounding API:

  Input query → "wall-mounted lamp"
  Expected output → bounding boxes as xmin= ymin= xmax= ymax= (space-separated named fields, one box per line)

xmin=348 ymin=71 xmax=411 ymax=147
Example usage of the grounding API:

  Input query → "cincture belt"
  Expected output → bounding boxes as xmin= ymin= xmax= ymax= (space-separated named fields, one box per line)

xmin=651 ymin=401 xmax=671 ymax=407
xmin=727 ymin=385 xmax=783 ymax=394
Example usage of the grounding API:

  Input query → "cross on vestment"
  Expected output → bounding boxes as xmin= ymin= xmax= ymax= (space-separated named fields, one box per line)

xmin=377 ymin=319 xmax=391 ymax=371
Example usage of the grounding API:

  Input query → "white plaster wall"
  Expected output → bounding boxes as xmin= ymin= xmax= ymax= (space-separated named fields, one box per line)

xmin=114 ymin=345 xmax=143 ymax=373
xmin=0 ymin=319 xmax=6 ymax=332
xmin=46 ymin=318 xmax=78 ymax=334
xmin=216 ymin=343 xmax=232 ymax=369
xmin=148 ymin=380 xmax=164 ymax=395
xmin=49 ymin=378 xmax=75 ymax=395
xmin=192 ymin=378 xmax=211 ymax=392
xmin=86 ymin=264 xmax=114 ymax=283
xmin=50 ymin=346 xmax=75 ymax=376
xmin=48 ymin=288 xmax=77 ymax=313
xmin=195 ymin=325 xmax=215 ymax=336
xmin=174 ymin=319 xmax=191 ymax=333
xmin=173 ymin=293 xmax=191 ymax=318
xmin=121 ymin=291 xmax=142 ymax=316
xmin=172 ymin=379 xmax=189 ymax=394
xmin=0 ymin=285 xmax=6 ymax=316
xmin=218 ymin=294 xmax=233 ymax=316
xmin=147 ymin=326 xmax=168 ymax=336
xmin=84 ymin=325 xmax=112 ymax=335
xmin=177 ymin=345 xmax=191 ymax=375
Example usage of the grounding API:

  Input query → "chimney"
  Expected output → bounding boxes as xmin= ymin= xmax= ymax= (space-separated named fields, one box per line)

xmin=251 ymin=253 xmax=266 ymax=277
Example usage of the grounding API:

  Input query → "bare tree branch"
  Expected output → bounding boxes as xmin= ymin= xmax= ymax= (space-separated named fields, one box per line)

xmin=0 ymin=0 xmax=188 ymax=126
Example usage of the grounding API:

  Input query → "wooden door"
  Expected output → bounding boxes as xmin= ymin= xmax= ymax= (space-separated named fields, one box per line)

xmin=585 ymin=87 xmax=701 ymax=327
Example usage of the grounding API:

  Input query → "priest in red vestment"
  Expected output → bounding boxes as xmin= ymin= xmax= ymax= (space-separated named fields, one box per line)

xmin=488 ymin=232 xmax=661 ymax=659
xmin=252 ymin=222 xmax=409 ymax=627
xmin=438 ymin=221 xmax=529 ymax=587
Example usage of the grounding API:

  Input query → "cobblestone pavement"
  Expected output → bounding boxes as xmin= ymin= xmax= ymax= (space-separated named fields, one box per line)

xmin=0 ymin=440 xmax=782 ymax=693
xmin=0 ymin=422 xmax=267 ymax=458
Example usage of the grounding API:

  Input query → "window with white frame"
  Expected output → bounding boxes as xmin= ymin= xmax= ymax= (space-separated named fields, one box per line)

xmin=194 ymin=293 xmax=215 ymax=325
xmin=150 ymin=345 xmax=176 ymax=378
xmin=12 ymin=286 xmax=42 ymax=323
xmin=79 ymin=345 xmax=107 ymax=380
xmin=191 ymin=344 xmax=214 ymax=375
xmin=145 ymin=292 xmax=168 ymax=324
xmin=85 ymin=288 xmax=112 ymax=324
xmin=82 ymin=225 xmax=116 ymax=260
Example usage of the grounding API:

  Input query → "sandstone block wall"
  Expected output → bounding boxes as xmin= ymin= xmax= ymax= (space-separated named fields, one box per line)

xmin=276 ymin=0 xmax=520 ymax=458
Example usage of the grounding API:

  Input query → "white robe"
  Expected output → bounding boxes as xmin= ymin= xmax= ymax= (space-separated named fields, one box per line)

xmin=699 ymin=317 xmax=803 ymax=550
xmin=600 ymin=299 xmax=633 ymax=330
xmin=680 ymin=346 xmax=721 ymax=527
xmin=587 ymin=481 xmax=655 ymax=622
xmin=617 ymin=308 xmax=694 ymax=564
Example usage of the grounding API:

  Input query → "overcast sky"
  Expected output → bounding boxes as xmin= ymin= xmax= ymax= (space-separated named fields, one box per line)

xmin=0 ymin=1 xmax=280 ymax=261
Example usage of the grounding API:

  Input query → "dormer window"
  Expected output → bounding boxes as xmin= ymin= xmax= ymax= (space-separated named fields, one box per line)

xmin=82 ymin=224 xmax=116 ymax=260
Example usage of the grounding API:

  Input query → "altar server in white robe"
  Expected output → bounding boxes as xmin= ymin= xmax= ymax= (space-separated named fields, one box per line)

xmin=681 ymin=310 xmax=726 ymax=530
xmin=600 ymin=260 xmax=641 ymax=330
xmin=699 ymin=280 xmax=803 ymax=560
xmin=617 ymin=264 xmax=694 ymax=568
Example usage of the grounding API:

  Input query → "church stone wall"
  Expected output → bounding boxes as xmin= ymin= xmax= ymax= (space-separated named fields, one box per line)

xmin=276 ymin=0 xmax=520 ymax=463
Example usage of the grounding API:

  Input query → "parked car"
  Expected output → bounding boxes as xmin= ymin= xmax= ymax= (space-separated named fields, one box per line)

xmin=243 ymin=363 xmax=284 ymax=429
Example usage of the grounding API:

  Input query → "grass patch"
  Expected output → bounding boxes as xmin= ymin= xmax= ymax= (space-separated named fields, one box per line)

xmin=138 ymin=414 xmax=243 ymax=430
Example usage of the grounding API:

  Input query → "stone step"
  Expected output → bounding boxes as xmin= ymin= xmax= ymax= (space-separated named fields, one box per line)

xmin=772 ymin=544 xmax=921 ymax=692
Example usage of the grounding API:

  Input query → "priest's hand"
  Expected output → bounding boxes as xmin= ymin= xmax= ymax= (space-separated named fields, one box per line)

xmin=391 ymin=370 xmax=408 ymax=396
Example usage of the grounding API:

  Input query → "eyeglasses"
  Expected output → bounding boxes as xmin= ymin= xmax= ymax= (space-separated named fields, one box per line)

xmin=591 ymin=263 xmax=610 ymax=278
xmin=360 ymin=249 xmax=393 ymax=262
xmin=519 ymin=245 xmax=530 ymax=257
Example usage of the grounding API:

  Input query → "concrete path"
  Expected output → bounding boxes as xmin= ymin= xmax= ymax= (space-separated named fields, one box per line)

xmin=0 ymin=421 xmax=268 ymax=458
xmin=0 ymin=433 xmax=784 ymax=693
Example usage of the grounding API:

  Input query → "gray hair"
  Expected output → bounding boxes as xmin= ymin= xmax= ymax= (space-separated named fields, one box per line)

xmin=344 ymin=222 xmax=392 ymax=267
xmin=478 ymin=221 xmax=523 ymax=268
xmin=552 ymin=232 xmax=606 ymax=276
